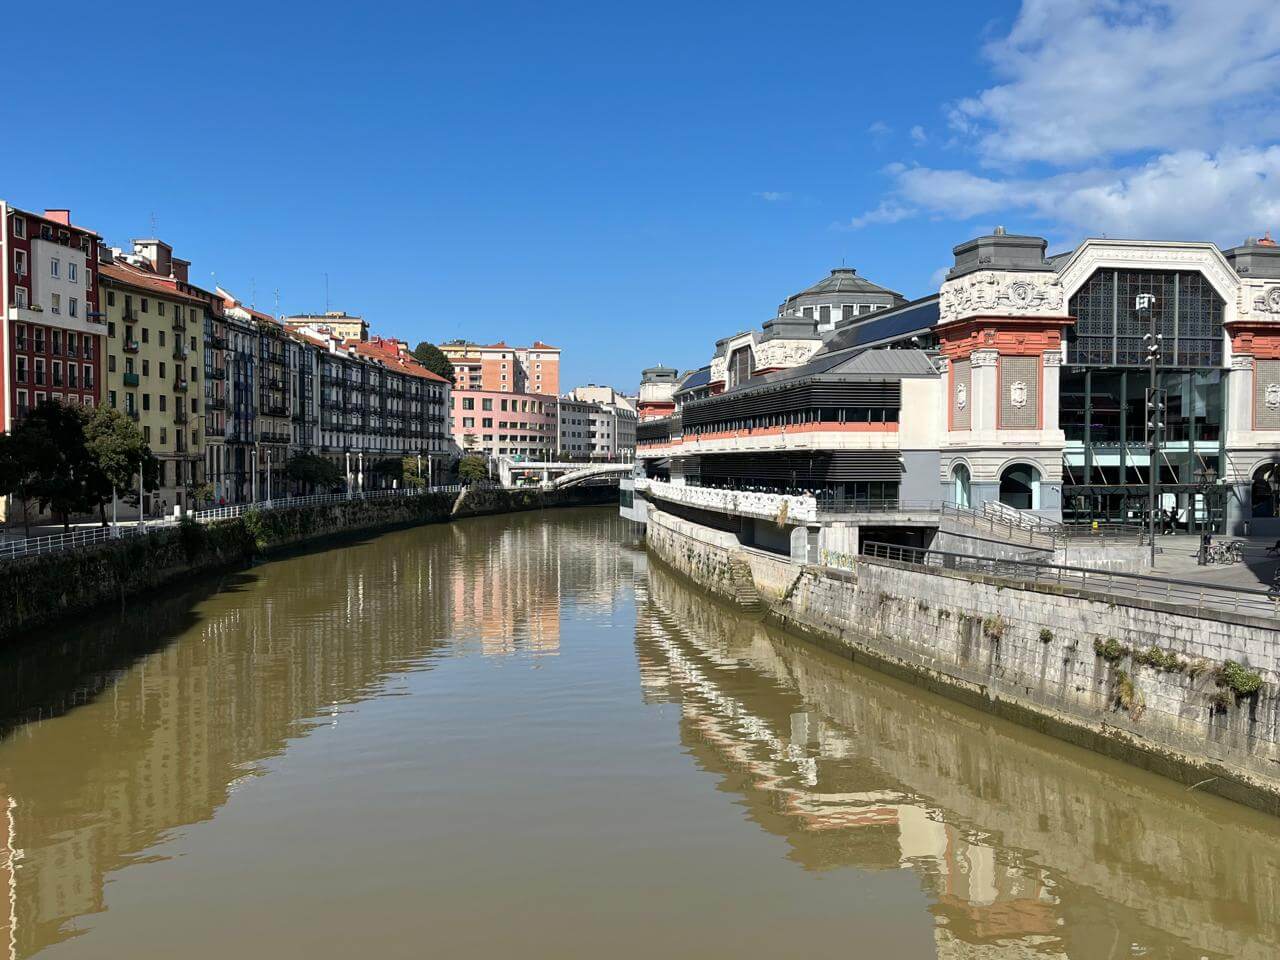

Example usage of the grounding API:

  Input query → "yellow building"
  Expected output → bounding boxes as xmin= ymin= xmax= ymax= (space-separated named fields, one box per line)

xmin=98 ymin=241 xmax=205 ymax=515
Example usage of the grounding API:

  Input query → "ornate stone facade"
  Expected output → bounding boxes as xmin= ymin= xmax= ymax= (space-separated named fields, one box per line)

xmin=939 ymin=270 xmax=1065 ymax=325
xmin=754 ymin=338 xmax=823 ymax=371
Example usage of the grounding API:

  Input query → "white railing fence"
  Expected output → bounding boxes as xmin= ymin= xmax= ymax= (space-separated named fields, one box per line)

xmin=0 ymin=484 xmax=467 ymax=563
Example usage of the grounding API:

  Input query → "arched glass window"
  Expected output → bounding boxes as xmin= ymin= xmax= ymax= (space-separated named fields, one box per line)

xmin=952 ymin=463 xmax=971 ymax=509
xmin=1067 ymin=269 xmax=1224 ymax=368
xmin=999 ymin=463 xmax=1041 ymax=510
xmin=1252 ymin=462 xmax=1280 ymax=518
xmin=728 ymin=346 xmax=754 ymax=388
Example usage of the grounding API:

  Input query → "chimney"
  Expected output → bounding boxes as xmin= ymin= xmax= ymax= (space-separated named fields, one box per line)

xmin=44 ymin=209 xmax=71 ymax=226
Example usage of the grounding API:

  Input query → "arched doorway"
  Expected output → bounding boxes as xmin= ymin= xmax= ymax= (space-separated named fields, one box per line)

xmin=999 ymin=463 xmax=1040 ymax=510
xmin=1252 ymin=462 xmax=1280 ymax=518
xmin=952 ymin=463 xmax=971 ymax=509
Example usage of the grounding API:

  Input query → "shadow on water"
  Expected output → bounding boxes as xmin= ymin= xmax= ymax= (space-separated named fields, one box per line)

xmin=636 ymin=556 xmax=1280 ymax=960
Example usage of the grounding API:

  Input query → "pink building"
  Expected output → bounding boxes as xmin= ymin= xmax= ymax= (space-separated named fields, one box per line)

xmin=450 ymin=388 xmax=555 ymax=460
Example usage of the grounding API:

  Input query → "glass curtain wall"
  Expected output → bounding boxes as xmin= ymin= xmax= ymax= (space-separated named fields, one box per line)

xmin=1063 ymin=269 xmax=1226 ymax=530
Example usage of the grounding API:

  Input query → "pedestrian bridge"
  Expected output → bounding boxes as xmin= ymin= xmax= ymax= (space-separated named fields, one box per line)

xmin=497 ymin=458 xmax=633 ymax=488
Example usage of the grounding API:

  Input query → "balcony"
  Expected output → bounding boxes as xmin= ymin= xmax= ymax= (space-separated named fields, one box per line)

xmin=172 ymin=316 xmax=187 ymax=332
xmin=123 ymin=371 xmax=140 ymax=387
xmin=173 ymin=346 xmax=190 ymax=361
xmin=174 ymin=410 xmax=190 ymax=425
xmin=208 ymin=368 xmax=227 ymax=381
xmin=174 ymin=377 xmax=189 ymax=392
xmin=123 ymin=339 xmax=141 ymax=354
xmin=206 ymin=334 xmax=229 ymax=350
xmin=126 ymin=409 xmax=140 ymax=421
xmin=207 ymin=397 xmax=226 ymax=411
xmin=266 ymin=402 xmax=288 ymax=417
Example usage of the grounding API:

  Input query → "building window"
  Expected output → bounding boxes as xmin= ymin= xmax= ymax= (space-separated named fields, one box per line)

xmin=69 ymin=297 xmax=78 ymax=318
xmin=85 ymin=365 xmax=93 ymax=387
xmin=143 ymin=394 xmax=151 ymax=411
xmin=34 ymin=329 xmax=44 ymax=353
xmin=141 ymin=298 xmax=149 ymax=313
xmin=12 ymin=217 xmax=25 ymax=239
xmin=50 ymin=258 xmax=60 ymax=278
xmin=35 ymin=359 xmax=45 ymax=385
xmin=108 ymin=291 xmax=116 ymax=307
xmin=68 ymin=262 xmax=77 ymax=283
xmin=14 ymin=286 xmax=28 ymax=307
xmin=15 ymin=325 xmax=25 ymax=350
xmin=13 ymin=249 xmax=26 ymax=276
xmin=16 ymin=357 xmax=27 ymax=382
xmin=51 ymin=293 xmax=61 ymax=315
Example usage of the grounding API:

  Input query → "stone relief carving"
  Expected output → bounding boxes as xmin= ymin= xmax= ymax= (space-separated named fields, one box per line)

xmin=709 ymin=356 xmax=727 ymax=384
xmin=1009 ymin=381 xmax=1028 ymax=409
xmin=1042 ymin=351 xmax=1063 ymax=367
xmin=1231 ymin=353 xmax=1256 ymax=371
xmin=1057 ymin=242 xmax=1238 ymax=304
xmin=754 ymin=339 xmax=821 ymax=370
xmin=1267 ymin=382 xmax=1280 ymax=412
xmin=970 ymin=349 xmax=999 ymax=368
xmin=1251 ymin=285 xmax=1280 ymax=315
xmin=939 ymin=271 xmax=1065 ymax=324
xmin=955 ymin=382 xmax=967 ymax=410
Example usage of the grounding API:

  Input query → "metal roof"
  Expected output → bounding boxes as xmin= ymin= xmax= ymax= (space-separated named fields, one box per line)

xmin=674 ymin=366 xmax=712 ymax=394
xmin=780 ymin=268 xmax=903 ymax=306
xmin=819 ymin=295 xmax=939 ymax=354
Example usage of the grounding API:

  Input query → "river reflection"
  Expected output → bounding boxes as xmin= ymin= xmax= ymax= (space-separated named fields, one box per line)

xmin=637 ymin=557 xmax=1280 ymax=959
xmin=0 ymin=507 xmax=1274 ymax=959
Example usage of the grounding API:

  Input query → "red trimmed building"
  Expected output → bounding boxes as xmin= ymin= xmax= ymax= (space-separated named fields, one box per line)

xmin=1 ymin=203 xmax=104 ymax=429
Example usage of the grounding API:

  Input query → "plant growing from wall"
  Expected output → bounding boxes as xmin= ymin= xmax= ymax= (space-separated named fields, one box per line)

xmin=1039 ymin=628 xmax=1054 ymax=644
xmin=1216 ymin=660 xmax=1263 ymax=697
xmin=1112 ymin=668 xmax=1143 ymax=715
xmin=982 ymin=615 xmax=1006 ymax=641
xmin=1093 ymin=637 xmax=1129 ymax=662
xmin=1132 ymin=645 xmax=1187 ymax=673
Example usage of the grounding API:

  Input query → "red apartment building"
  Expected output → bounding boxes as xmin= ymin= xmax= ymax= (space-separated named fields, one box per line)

xmin=0 ymin=203 xmax=103 ymax=429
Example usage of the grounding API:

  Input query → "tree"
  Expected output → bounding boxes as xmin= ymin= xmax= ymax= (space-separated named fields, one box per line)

xmin=12 ymin=402 xmax=95 ymax=532
xmin=402 ymin=455 xmax=427 ymax=489
xmin=457 ymin=455 xmax=489 ymax=485
xmin=83 ymin=405 xmax=160 ymax=526
xmin=286 ymin=453 xmax=343 ymax=493
xmin=412 ymin=341 xmax=455 ymax=384
xmin=370 ymin=457 xmax=404 ymax=485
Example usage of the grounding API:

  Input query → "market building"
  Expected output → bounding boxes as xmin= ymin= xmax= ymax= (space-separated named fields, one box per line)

xmin=634 ymin=234 xmax=1280 ymax=538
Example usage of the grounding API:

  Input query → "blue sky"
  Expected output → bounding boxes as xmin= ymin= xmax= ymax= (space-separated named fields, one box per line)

xmin=6 ymin=1 xmax=1280 ymax=389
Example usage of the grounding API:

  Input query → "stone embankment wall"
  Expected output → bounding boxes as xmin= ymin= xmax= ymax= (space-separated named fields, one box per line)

xmin=645 ymin=504 xmax=1280 ymax=814
xmin=0 ymin=486 xmax=615 ymax=643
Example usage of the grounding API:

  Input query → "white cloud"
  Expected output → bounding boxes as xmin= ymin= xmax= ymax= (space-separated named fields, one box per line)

xmin=754 ymin=191 xmax=791 ymax=202
xmin=842 ymin=200 xmax=916 ymax=230
xmin=910 ymin=125 xmax=927 ymax=146
xmin=849 ymin=0 xmax=1280 ymax=243
xmin=889 ymin=147 xmax=1280 ymax=243
xmin=955 ymin=0 xmax=1280 ymax=166
xmin=867 ymin=120 xmax=891 ymax=137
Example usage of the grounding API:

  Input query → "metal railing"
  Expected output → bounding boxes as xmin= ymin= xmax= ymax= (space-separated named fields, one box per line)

xmin=815 ymin=498 xmax=1060 ymax=547
xmin=862 ymin=541 xmax=1278 ymax=618
xmin=0 ymin=485 xmax=467 ymax=562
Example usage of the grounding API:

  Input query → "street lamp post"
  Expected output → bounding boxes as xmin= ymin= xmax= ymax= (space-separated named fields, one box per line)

xmin=345 ymin=451 xmax=352 ymax=499
xmin=1139 ymin=293 xmax=1163 ymax=568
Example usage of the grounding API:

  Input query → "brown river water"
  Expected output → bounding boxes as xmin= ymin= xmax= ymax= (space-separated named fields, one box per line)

xmin=0 ymin=506 xmax=1275 ymax=958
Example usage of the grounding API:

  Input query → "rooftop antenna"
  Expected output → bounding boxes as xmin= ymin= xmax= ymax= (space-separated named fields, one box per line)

xmin=274 ymin=288 xmax=280 ymax=315
xmin=250 ymin=276 xmax=256 ymax=310
xmin=149 ymin=211 xmax=158 ymax=236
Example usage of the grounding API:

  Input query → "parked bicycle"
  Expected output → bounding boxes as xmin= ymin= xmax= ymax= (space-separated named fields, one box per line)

xmin=1206 ymin=540 xmax=1246 ymax=564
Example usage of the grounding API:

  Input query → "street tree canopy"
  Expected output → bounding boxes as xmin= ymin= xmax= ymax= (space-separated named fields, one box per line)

xmin=457 ymin=455 xmax=489 ymax=484
xmin=412 ymin=342 xmax=455 ymax=384
xmin=286 ymin=453 xmax=343 ymax=491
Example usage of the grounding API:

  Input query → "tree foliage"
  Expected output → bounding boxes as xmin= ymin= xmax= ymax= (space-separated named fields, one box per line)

xmin=412 ymin=341 xmax=455 ymax=384
xmin=286 ymin=453 xmax=343 ymax=492
xmin=457 ymin=455 xmax=489 ymax=484
xmin=0 ymin=403 xmax=160 ymax=531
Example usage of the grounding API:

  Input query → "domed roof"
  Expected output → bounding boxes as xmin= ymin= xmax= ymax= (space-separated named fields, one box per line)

xmin=778 ymin=267 xmax=903 ymax=313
